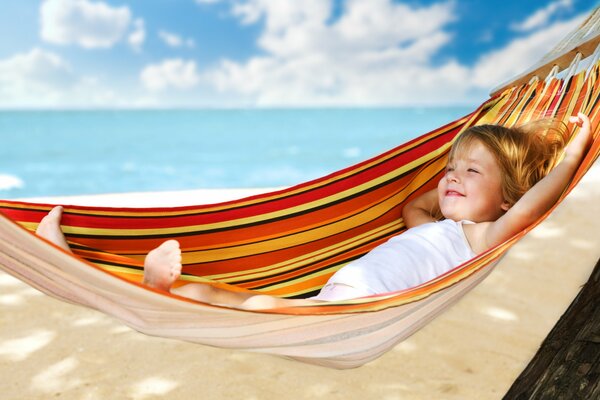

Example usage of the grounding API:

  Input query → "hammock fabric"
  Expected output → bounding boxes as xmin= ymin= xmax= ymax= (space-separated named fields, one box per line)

xmin=1 ymin=63 xmax=600 ymax=369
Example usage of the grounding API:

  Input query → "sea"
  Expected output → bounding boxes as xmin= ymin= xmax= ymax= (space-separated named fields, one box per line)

xmin=0 ymin=108 xmax=472 ymax=199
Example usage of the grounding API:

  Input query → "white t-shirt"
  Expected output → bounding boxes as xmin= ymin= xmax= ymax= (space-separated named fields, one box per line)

xmin=320 ymin=219 xmax=476 ymax=297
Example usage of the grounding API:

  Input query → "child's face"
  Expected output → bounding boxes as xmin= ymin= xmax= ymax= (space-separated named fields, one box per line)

xmin=438 ymin=139 xmax=509 ymax=222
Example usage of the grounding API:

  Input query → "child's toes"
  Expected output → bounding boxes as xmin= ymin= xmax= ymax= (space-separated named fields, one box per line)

xmin=168 ymin=252 xmax=182 ymax=265
xmin=163 ymin=240 xmax=180 ymax=250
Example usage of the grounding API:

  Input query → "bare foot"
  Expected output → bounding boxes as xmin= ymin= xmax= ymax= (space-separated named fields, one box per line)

xmin=35 ymin=206 xmax=72 ymax=252
xmin=142 ymin=240 xmax=182 ymax=292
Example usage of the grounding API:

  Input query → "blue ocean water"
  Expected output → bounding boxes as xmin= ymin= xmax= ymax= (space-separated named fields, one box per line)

xmin=0 ymin=108 xmax=471 ymax=198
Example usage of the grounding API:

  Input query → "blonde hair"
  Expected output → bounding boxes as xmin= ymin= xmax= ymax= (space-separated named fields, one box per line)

xmin=449 ymin=119 xmax=568 ymax=208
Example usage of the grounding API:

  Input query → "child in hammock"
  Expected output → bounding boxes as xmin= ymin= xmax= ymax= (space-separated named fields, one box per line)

xmin=35 ymin=113 xmax=593 ymax=309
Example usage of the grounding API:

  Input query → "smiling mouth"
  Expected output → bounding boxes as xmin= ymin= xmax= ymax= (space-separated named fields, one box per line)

xmin=445 ymin=190 xmax=464 ymax=197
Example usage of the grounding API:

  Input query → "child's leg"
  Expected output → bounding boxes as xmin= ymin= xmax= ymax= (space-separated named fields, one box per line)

xmin=35 ymin=207 xmax=320 ymax=310
xmin=35 ymin=206 xmax=183 ymax=292
xmin=142 ymin=238 xmax=318 ymax=309
xmin=142 ymin=242 xmax=276 ymax=307
xmin=172 ymin=282 xmax=319 ymax=310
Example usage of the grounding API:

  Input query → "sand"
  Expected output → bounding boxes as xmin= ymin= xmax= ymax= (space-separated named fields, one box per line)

xmin=1 ymin=161 xmax=599 ymax=400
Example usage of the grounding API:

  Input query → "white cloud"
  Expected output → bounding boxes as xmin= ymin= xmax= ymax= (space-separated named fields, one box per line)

xmin=198 ymin=0 xmax=587 ymax=107
xmin=230 ymin=0 xmax=453 ymax=58
xmin=205 ymin=0 xmax=468 ymax=106
xmin=0 ymin=48 xmax=127 ymax=108
xmin=2 ymin=0 xmax=589 ymax=108
xmin=511 ymin=0 xmax=573 ymax=32
xmin=0 ymin=49 xmax=202 ymax=108
xmin=128 ymin=18 xmax=146 ymax=52
xmin=334 ymin=0 xmax=455 ymax=52
xmin=472 ymin=15 xmax=583 ymax=88
xmin=40 ymin=0 xmax=132 ymax=48
xmin=0 ymin=48 xmax=74 ymax=106
xmin=158 ymin=30 xmax=195 ymax=48
xmin=140 ymin=59 xmax=200 ymax=92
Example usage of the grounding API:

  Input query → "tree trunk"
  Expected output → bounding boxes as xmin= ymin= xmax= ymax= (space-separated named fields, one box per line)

xmin=504 ymin=258 xmax=600 ymax=399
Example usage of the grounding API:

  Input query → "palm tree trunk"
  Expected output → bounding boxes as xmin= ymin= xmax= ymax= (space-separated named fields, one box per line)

xmin=504 ymin=258 xmax=600 ymax=399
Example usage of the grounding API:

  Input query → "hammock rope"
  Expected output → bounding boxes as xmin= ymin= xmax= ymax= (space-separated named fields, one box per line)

xmin=1 ymin=16 xmax=600 ymax=369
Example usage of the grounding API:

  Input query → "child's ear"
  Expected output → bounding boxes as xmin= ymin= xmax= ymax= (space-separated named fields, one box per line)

xmin=501 ymin=201 xmax=510 ymax=212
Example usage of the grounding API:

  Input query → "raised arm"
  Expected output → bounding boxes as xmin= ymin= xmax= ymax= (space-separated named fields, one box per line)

xmin=484 ymin=112 xmax=593 ymax=248
xmin=402 ymin=189 xmax=440 ymax=228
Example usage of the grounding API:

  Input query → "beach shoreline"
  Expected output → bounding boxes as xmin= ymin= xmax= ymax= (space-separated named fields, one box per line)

xmin=1 ymin=160 xmax=598 ymax=399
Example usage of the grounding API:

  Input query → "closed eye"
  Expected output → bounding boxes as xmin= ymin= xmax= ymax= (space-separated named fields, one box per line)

xmin=467 ymin=168 xmax=480 ymax=174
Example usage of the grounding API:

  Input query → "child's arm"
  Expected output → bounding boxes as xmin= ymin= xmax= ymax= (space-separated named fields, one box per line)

xmin=484 ymin=113 xmax=593 ymax=249
xmin=402 ymin=189 xmax=439 ymax=228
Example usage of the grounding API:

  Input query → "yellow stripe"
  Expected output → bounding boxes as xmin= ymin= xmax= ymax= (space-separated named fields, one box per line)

xmin=44 ymin=146 xmax=449 ymax=237
xmin=206 ymin=220 xmax=403 ymax=283
xmin=182 ymin=196 xmax=405 ymax=264
xmin=180 ymin=158 xmax=446 ymax=264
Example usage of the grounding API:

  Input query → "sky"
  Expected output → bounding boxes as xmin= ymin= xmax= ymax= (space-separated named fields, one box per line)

xmin=0 ymin=0 xmax=596 ymax=109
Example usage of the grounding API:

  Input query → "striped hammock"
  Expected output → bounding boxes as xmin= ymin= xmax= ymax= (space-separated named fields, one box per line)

xmin=1 ymin=61 xmax=600 ymax=369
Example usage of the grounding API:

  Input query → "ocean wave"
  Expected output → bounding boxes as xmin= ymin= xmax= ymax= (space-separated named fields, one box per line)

xmin=0 ymin=174 xmax=25 ymax=191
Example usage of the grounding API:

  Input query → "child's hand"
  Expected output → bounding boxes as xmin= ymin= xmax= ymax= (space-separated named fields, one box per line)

xmin=568 ymin=112 xmax=590 ymax=130
xmin=566 ymin=112 xmax=592 ymax=162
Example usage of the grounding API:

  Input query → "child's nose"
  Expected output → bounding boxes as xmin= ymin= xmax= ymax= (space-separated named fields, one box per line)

xmin=446 ymin=170 xmax=459 ymax=182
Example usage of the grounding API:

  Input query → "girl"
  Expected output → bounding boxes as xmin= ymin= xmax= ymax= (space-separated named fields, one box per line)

xmin=36 ymin=113 xmax=593 ymax=310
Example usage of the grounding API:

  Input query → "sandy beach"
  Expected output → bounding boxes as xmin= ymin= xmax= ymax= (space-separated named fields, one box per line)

xmin=1 ymin=159 xmax=598 ymax=400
